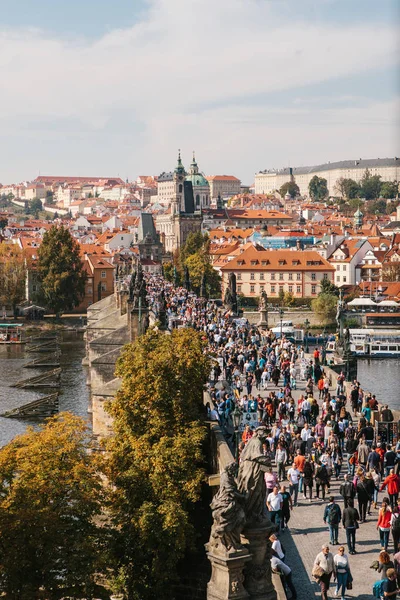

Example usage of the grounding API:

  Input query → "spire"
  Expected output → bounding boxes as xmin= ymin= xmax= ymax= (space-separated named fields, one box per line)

xmin=175 ymin=149 xmax=185 ymax=174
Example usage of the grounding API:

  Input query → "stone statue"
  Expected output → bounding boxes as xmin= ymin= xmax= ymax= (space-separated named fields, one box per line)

xmin=200 ymin=272 xmax=207 ymax=298
xmin=158 ymin=290 xmax=168 ymax=329
xmin=237 ymin=427 xmax=271 ymax=525
xmin=129 ymin=270 xmax=136 ymax=302
xmin=184 ymin=265 xmax=191 ymax=291
xmin=336 ymin=289 xmax=345 ymax=341
xmin=173 ymin=266 xmax=179 ymax=287
xmin=115 ymin=264 xmax=120 ymax=280
xmin=209 ymin=463 xmax=246 ymax=552
xmin=259 ymin=290 xmax=268 ymax=311
xmin=224 ymin=273 xmax=238 ymax=314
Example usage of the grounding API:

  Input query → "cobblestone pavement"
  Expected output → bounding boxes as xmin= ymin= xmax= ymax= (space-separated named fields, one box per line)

xmin=252 ymin=368 xmax=385 ymax=600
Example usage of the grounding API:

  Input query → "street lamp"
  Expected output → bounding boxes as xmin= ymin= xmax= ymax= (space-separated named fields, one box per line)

xmin=232 ymin=405 xmax=242 ymax=461
xmin=304 ymin=318 xmax=310 ymax=353
xmin=279 ymin=308 xmax=284 ymax=340
xmin=322 ymin=326 xmax=327 ymax=365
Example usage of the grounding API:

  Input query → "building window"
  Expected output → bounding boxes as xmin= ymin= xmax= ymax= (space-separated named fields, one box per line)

xmin=311 ymin=285 xmax=317 ymax=294
xmin=250 ymin=285 xmax=255 ymax=293
xmin=297 ymin=273 xmax=301 ymax=281
xmin=279 ymin=273 xmax=284 ymax=280
xmin=101 ymin=271 xmax=106 ymax=278
xmin=336 ymin=275 xmax=340 ymax=282
xmin=179 ymin=184 xmax=183 ymax=193
xmin=343 ymin=276 xmax=347 ymax=282
xmin=288 ymin=273 xmax=293 ymax=280
xmin=271 ymin=285 xmax=275 ymax=293
xmin=289 ymin=285 xmax=293 ymax=293
xmin=260 ymin=273 xmax=264 ymax=280
xmin=237 ymin=273 xmax=241 ymax=281
xmin=336 ymin=265 xmax=340 ymax=270
xmin=311 ymin=273 xmax=316 ymax=281
xmin=237 ymin=285 xmax=241 ymax=293
xmin=323 ymin=273 xmax=328 ymax=280
xmin=260 ymin=285 xmax=264 ymax=292
xmin=271 ymin=273 xmax=275 ymax=280
xmin=87 ymin=286 xmax=93 ymax=295
xmin=297 ymin=285 xmax=301 ymax=293
xmin=250 ymin=273 xmax=255 ymax=280
xmin=101 ymin=283 xmax=107 ymax=292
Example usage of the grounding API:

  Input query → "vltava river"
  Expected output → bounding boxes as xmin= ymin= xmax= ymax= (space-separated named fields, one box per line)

xmin=0 ymin=331 xmax=90 ymax=446
xmin=357 ymin=358 xmax=400 ymax=409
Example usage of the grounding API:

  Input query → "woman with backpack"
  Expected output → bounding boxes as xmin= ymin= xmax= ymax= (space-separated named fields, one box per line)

xmin=303 ymin=457 xmax=314 ymax=502
xmin=378 ymin=550 xmax=395 ymax=580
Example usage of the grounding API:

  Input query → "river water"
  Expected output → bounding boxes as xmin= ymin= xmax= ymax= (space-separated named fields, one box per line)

xmin=0 ymin=331 xmax=90 ymax=447
xmin=357 ymin=358 xmax=400 ymax=410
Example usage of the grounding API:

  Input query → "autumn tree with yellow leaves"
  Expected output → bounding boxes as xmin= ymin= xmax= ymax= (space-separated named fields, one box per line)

xmin=0 ymin=413 xmax=105 ymax=600
xmin=0 ymin=243 xmax=26 ymax=316
xmin=105 ymin=327 xmax=212 ymax=600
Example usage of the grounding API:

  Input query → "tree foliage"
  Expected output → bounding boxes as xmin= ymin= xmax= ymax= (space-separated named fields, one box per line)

xmin=37 ymin=225 xmax=86 ymax=315
xmin=0 ymin=413 xmax=105 ymax=600
xmin=0 ymin=243 xmax=26 ymax=313
xmin=27 ymin=198 xmax=43 ymax=218
xmin=319 ymin=278 xmax=340 ymax=297
xmin=380 ymin=181 xmax=399 ymax=200
xmin=359 ymin=169 xmax=382 ymax=200
xmin=178 ymin=232 xmax=221 ymax=297
xmin=334 ymin=177 xmax=360 ymax=200
xmin=311 ymin=293 xmax=337 ymax=324
xmin=308 ymin=175 xmax=328 ymax=201
xmin=382 ymin=262 xmax=400 ymax=282
xmin=105 ymin=328 xmax=211 ymax=600
xmin=279 ymin=181 xmax=300 ymax=199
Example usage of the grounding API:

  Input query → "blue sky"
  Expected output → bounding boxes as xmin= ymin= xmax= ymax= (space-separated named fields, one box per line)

xmin=0 ymin=0 xmax=399 ymax=184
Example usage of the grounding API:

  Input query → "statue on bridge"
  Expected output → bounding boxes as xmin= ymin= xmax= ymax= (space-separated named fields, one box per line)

xmin=209 ymin=463 xmax=246 ymax=552
xmin=224 ymin=273 xmax=238 ymax=314
xmin=336 ymin=288 xmax=345 ymax=344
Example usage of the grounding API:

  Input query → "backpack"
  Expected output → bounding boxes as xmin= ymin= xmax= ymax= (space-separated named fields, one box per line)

xmin=392 ymin=513 xmax=400 ymax=534
xmin=328 ymin=504 xmax=340 ymax=525
xmin=373 ymin=578 xmax=387 ymax=598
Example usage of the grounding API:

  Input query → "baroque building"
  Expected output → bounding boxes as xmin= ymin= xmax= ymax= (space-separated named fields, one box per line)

xmin=155 ymin=152 xmax=202 ymax=254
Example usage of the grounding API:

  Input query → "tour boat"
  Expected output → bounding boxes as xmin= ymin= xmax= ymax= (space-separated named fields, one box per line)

xmin=0 ymin=323 xmax=24 ymax=344
xmin=349 ymin=328 xmax=400 ymax=357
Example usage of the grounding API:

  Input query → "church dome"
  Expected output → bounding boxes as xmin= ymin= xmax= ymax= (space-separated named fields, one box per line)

xmin=186 ymin=172 xmax=209 ymax=187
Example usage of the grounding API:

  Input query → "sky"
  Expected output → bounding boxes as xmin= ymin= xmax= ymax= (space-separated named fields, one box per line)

xmin=0 ymin=0 xmax=399 ymax=185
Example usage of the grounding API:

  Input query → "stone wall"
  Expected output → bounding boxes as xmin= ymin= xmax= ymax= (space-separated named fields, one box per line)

xmin=244 ymin=310 xmax=321 ymax=327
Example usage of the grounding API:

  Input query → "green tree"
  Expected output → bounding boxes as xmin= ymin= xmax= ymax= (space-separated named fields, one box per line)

xmin=359 ymin=169 xmax=382 ymax=200
xmin=311 ymin=293 xmax=337 ymax=324
xmin=180 ymin=231 xmax=208 ymax=265
xmin=278 ymin=287 xmax=285 ymax=305
xmin=283 ymin=291 xmax=294 ymax=306
xmin=162 ymin=261 xmax=174 ymax=283
xmin=279 ymin=181 xmax=300 ymax=199
xmin=0 ymin=413 xmax=104 ymax=600
xmin=368 ymin=198 xmax=387 ymax=214
xmin=334 ymin=177 xmax=360 ymax=200
xmin=319 ymin=278 xmax=339 ymax=297
xmin=185 ymin=250 xmax=221 ymax=297
xmin=105 ymin=328 xmax=211 ymax=600
xmin=308 ymin=175 xmax=328 ymax=201
xmin=348 ymin=197 xmax=363 ymax=211
xmin=380 ymin=181 xmax=399 ymax=200
xmin=0 ymin=243 xmax=26 ymax=316
xmin=0 ymin=217 xmax=8 ymax=230
xmin=37 ymin=225 xmax=86 ymax=316
xmin=27 ymin=198 xmax=43 ymax=218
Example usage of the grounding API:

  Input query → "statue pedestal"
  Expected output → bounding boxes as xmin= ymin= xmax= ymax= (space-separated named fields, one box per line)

xmin=258 ymin=310 xmax=268 ymax=329
xmin=241 ymin=522 xmax=277 ymax=600
xmin=206 ymin=545 xmax=252 ymax=600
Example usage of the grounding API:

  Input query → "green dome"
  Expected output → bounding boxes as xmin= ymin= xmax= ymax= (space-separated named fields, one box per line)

xmin=185 ymin=172 xmax=209 ymax=187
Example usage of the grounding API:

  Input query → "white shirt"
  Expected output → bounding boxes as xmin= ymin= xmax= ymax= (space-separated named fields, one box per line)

xmin=301 ymin=428 xmax=312 ymax=442
xmin=271 ymin=556 xmax=291 ymax=576
xmin=272 ymin=539 xmax=285 ymax=559
xmin=287 ymin=467 xmax=300 ymax=485
xmin=267 ymin=492 xmax=283 ymax=511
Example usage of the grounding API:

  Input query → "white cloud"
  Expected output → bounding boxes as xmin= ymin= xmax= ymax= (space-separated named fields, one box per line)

xmin=0 ymin=0 xmax=398 ymax=181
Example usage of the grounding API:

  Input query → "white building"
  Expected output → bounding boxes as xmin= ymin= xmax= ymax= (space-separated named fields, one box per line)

xmin=255 ymin=157 xmax=400 ymax=197
xmin=328 ymin=238 xmax=373 ymax=287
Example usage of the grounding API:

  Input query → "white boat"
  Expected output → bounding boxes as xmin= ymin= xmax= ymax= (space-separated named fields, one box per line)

xmin=271 ymin=321 xmax=304 ymax=342
xmin=349 ymin=328 xmax=400 ymax=357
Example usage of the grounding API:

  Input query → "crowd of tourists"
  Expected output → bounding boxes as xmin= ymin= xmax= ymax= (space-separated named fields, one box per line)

xmin=145 ymin=275 xmax=399 ymax=600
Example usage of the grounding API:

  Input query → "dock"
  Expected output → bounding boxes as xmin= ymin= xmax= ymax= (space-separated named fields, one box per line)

xmin=23 ymin=353 xmax=61 ymax=369
xmin=0 ymin=393 xmax=59 ymax=419
xmin=11 ymin=368 xmax=61 ymax=389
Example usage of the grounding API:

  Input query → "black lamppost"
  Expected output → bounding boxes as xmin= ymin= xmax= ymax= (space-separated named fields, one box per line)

xmin=322 ymin=326 xmax=327 ymax=365
xmin=233 ymin=405 xmax=242 ymax=461
xmin=304 ymin=318 xmax=310 ymax=353
xmin=279 ymin=308 xmax=284 ymax=339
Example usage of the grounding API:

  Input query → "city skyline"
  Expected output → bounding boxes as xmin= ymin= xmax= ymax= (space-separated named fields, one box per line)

xmin=0 ymin=0 xmax=399 ymax=184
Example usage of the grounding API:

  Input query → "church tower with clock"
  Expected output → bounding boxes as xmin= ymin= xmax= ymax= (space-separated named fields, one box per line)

xmin=156 ymin=151 xmax=202 ymax=255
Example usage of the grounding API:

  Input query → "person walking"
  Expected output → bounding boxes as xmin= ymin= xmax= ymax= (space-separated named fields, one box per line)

xmin=270 ymin=553 xmax=297 ymax=599
xmin=324 ymin=496 xmax=342 ymax=545
xmin=275 ymin=443 xmax=288 ymax=482
xmin=313 ymin=544 xmax=334 ymax=600
xmin=342 ymin=498 xmax=360 ymax=555
xmin=378 ymin=500 xmax=393 ymax=552
xmin=267 ymin=485 xmax=283 ymax=531
xmin=315 ymin=463 xmax=330 ymax=501
xmin=340 ymin=473 xmax=355 ymax=508
xmin=392 ymin=507 xmax=400 ymax=554
xmin=381 ymin=469 xmax=400 ymax=509
xmin=379 ymin=567 xmax=399 ymax=599
xmin=333 ymin=546 xmax=352 ymax=600
xmin=303 ymin=457 xmax=314 ymax=502
xmin=287 ymin=463 xmax=300 ymax=507
xmin=280 ymin=484 xmax=292 ymax=530
xmin=357 ymin=473 xmax=373 ymax=523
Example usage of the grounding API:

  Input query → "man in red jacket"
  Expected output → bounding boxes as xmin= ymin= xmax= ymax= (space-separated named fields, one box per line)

xmin=380 ymin=469 xmax=400 ymax=509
